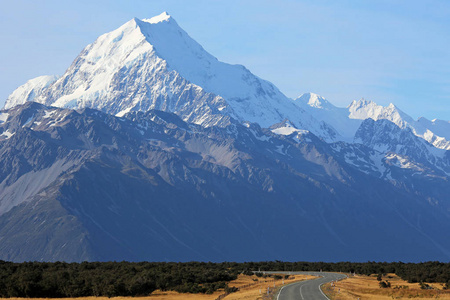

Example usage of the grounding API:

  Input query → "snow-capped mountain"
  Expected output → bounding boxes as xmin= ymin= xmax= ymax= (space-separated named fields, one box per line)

xmin=4 ymin=75 xmax=59 ymax=110
xmin=1 ymin=102 xmax=449 ymax=262
xmin=418 ymin=117 xmax=450 ymax=145
xmin=296 ymin=92 xmax=334 ymax=110
xmin=294 ymin=93 xmax=362 ymax=141
xmin=6 ymin=12 xmax=447 ymax=150
xmin=295 ymin=93 xmax=450 ymax=150
xmin=4 ymin=12 xmax=337 ymax=141
xmin=5 ymin=12 xmax=448 ymax=181
xmin=354 ymin=118 xmax=449 ymax=177
xmin=348 ymin=99 xmax=450 ymax=150
xmin=2 ymin=12 xmax=450 ymax=263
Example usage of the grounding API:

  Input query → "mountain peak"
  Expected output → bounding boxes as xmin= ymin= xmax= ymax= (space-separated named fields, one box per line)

xmin=4 ymin=75 xmax=59 ymax=109
xmin=348 ymin=98 xmax=387 ymax=120
xmin=348 ymin=98 xmax=376 ymax=109
xmin=2 ymin=13 xmax=339 ymax=141
xmin=295 ymin=93 xmax=334 ymax=110
xmin=387 ymin=103 xmax=397 ymax=109
xmin=142 ymin=12 xmax=172 ymax=24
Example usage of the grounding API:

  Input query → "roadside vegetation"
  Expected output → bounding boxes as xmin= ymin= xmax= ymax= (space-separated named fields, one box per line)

xmin=1 ymin=261 xmax=450 ymax=298
xmin=323 ymin=273 xmax=450 ymax=300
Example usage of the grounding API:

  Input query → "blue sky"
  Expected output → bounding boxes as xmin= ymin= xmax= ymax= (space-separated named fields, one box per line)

xmin=1 ymin=0 xmax=449 ymax=120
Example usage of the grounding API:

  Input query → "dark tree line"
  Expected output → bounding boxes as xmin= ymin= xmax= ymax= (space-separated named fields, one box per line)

xmin=0 ymin=261 xmax=237 ymax=297
xmin=1 ymin=260 xmax=450 ymax=297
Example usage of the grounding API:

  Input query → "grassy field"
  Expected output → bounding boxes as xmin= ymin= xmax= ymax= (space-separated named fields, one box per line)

xmin=224 ymin=273 xmax=315 ymax=300
xmin=323 ymin=273 xmax=450 ymax=300
xmin=3 ymin=274 xmax=313 ymax=300
xmin=142 ymin=273 xmax=313 ymax=299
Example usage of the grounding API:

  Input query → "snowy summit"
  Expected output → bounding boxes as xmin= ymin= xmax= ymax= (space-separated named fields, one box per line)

xmin=142 ymin=11 xmax=172 ymax=24
xmin=4 ymin=12 xmax=337 ymax=141
xmin=4 ymin=12 xmax=449 ymax=148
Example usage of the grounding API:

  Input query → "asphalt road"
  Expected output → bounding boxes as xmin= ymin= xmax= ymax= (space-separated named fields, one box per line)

xmin=274 ymin=272 xmax=347 ymax=300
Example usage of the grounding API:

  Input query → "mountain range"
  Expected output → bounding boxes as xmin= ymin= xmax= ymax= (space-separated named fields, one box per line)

xmin=1 ymin=12 xmax=449 ymax=262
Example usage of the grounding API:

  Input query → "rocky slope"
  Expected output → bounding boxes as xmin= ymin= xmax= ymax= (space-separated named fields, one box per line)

xmin=0 ymin=102 xmax=449 ymax=262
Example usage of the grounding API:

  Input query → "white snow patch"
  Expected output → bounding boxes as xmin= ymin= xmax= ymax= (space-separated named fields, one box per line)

xmin=43 ymin=110 xmax=57 ymax=119
xmin=272 ymin=126 xmax=298 ymax=136
xmin=0 ymin=130 xmax=14 ymax=139
xmin=0 ymin=113 xmax=9 ymax=123
xmin=385 ymin=153 xmax=424 ymax=171
xmin=271 ymin=121 xmax=310 ymax=143
xmin=271 ymin=121 xmax=309 ymax=137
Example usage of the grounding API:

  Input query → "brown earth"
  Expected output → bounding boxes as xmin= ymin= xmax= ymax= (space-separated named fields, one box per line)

xmin=323 ymin=273 xmax=450 ymax=300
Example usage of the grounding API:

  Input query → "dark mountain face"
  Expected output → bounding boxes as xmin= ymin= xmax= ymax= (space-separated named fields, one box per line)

xmin=0 ymin=102 xmax=449 ymax=262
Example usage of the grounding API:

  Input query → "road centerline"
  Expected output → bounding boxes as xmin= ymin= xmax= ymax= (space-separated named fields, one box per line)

xmin=273 ymin=271 xmax=347 ymax=300
xmin=299 ymin=284 xmax=305 ymax=299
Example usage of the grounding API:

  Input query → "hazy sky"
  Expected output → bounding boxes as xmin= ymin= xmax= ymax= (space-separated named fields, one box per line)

xmin=1 ymin=0 xmax=449 ymax=120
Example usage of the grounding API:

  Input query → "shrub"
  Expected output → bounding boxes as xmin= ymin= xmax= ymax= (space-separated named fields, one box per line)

xmin=224 ymin=286 xmax=238 ymax=294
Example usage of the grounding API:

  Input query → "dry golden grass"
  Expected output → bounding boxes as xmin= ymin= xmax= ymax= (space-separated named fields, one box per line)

xmin=322 ymin=273 xmax=450 ymax=300
xmin=224 ymin=273 xmax=315 ymax=300
xmin=5 ymin=293 xmax=218 ymax=300
xmin=3 ymin=274 xmax=314 ymax=300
